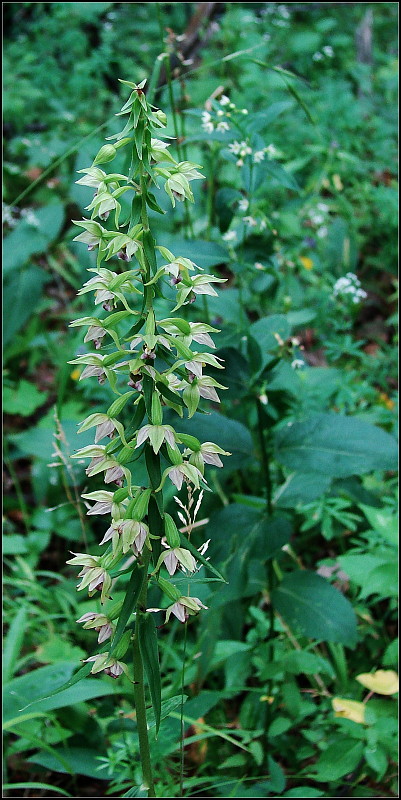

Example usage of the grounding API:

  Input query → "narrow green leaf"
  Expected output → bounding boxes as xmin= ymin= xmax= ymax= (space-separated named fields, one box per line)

xmin=3 ymin=605 xmax=27 ymax=683
xmin=109 ymin=563 xmax=145 ymax=656
xmin=138 ymin=612 xmax=161 ymax=735
xmin=179 ymin=532 xmax=227 ymax=583
xmin=3 ymin=784 xmax=72 ymax=798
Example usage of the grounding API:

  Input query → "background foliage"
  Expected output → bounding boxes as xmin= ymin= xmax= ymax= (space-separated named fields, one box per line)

xmin=3 ymin=2 xmax=398 ymax=798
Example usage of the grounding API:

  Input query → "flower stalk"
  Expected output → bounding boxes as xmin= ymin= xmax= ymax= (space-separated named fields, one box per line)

xmin=67 ymin=77 xmax=229 ymax=793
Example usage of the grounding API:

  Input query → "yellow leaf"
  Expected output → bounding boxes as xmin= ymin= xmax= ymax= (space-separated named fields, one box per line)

xmin=356 ymin=670 xmax=399 ymax=695
xmin=332 ymin=173 xmax=343 ymax=190
xmin=332 ymin=697 xmax=366 ymax=724
xmin=300 ymin=256 xmax=313 ymax=271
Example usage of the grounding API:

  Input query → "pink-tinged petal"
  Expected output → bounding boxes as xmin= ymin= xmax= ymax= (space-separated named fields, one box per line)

xmin=99 ymin=525 xmax=115 ymax=545
xmin=80 ymin=365 xmax=103 ymax=380
xmin=169 ymin=602 xmax=186 ymax=623
xmin=185 ymin=361 xmax=202 ymax=378
xmin=168 ymin=467 xmax=184 ymax=490
xmin=192 ymin=332 xmax=215 ymax=348
xmin=104 ymin=465 xmax=124 ymax=483
xmin=192 ymin=597 xmax=208 ymax=610
xmin=199 ymin=386 xmax=220 ymax=402
xmin=147 ymin=607 xmax=162 ymax=613
xmin=87 ymin=501 xmax=112 ymax=515
xmin=164 ymin=551 xmax=178 ymax=576
xmin=163 ymin=428 xmax=175 ymax=448
xmin=202 ymin=451 xmax=224 ymax=467
xmin=95 ymin=419 xmax=115 ymax=443
xmin=76 ymin=612 xmax=97 ymax=623
xmin=98 ymin=623 xmax=113 ymax=643
xmin=136 ymin=426 xmax=150 ymax=448
xmin=107 ymin=661 xmax=124 ymax=678
xmin=83 ymin=655 xmax=98 ymax=663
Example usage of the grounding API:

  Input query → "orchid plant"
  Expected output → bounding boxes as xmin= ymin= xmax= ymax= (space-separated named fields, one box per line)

xmin=67 ymin=78 xmax=229 ymax=796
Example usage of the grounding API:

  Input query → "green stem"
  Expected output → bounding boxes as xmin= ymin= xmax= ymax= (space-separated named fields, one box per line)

xmin=255 ymin=397 xmax=275 ymax=778
xmin=256 ymin=399 xmax=273 ymax=515
xmin=133 ymin=548 xmax=156 ymax=797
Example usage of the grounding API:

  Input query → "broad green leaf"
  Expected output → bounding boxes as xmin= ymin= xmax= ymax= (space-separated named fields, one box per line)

xmin=308 ymin=738 xmax=364 ymax=782
xmin=138 ymin=613 xmax=161 ymax=735
xmin=271 ymin=570 xmax=357 ymax=647
xmin=248 ymin=314 xmax=291 ymax=373
xmin=3 ymin=266 xmax=49 ymax=346
xmin=3 ymin=381 xmax=47 ymax=416
xmin=251 ymin=514 xmax=293 ymax=559
xmin=274 ymin=472 xmax=332 ymax=508
xmin=3 ymin=201 xmax=64 ymax=275
xmin=28 ymin=747 xmax=108 ymax=780
xmin=360 ymin=504 xmax=398 ymax=546
xmin=274 ymin=413 xmax=398 ymax=477
xmin=4 ymin=661 xmax=119 ymax=720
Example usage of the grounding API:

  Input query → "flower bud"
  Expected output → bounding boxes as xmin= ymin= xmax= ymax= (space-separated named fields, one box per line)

xmin=93 ymin=144 xmax=117 ymax=166
xmin=164 ymin=513 xmax=181 ymax=548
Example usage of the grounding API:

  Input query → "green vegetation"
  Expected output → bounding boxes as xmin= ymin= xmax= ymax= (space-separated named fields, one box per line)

xmin=3 ymin=3 xmax=398 ymax=798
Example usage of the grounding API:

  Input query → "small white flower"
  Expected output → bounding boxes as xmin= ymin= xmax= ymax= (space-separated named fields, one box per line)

xmin=322 ymin=45 xmax=334 ymax=57
xmin=243 ymin=216 xmax=258 ymax=227
xmin=291 ymin=359 xmax=305 ymax=370
xmin=228 ymin=141 xmax=241 ymax=155
xmin=216 ymin=121 xmax=230 ymax=132
xmin=222 ymin=230 xmax=237 ymax=242
xmin=238 ymin=198 xmax=249 ymax=212
xmin=219 ymin=95 xmax=230 ymax=106
xmin=253 ymin=150 xmax=265 ymax=163
xmin=317 ymin=226 xmax=328 ymax=238
xmin=313 ymin=52 xmax=324 ymax=61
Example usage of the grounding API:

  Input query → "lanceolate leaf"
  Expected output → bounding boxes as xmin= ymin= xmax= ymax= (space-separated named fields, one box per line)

xmin=138 ymin=612 xmax=161 ymax=735
xmin=109 ymin=563 xmax=145 ymax=657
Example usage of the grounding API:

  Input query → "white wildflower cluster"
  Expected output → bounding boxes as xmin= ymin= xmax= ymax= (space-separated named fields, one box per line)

xmin=313 ymin=45 xmax=334 ymax=62
xmin=67 ymin=79 xmax=229 ymax=680
xmin=228 ymin=141 xmax=280 ymax=168
xmin=333 ymin=273 xmax=368 ymax=304
xmin=3 ymin=204 xmax=40 ymax=229
xmin=306 ymin=202 xmax=330 ymax=239
xmin=201 ymin=94 xmax=250 ymax=136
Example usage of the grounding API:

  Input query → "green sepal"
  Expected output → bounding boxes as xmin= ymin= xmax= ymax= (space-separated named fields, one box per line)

xmin=113 ymin=487 xmax=130 ymax=503
xmin=126 ymin=488 xmax=152 ymax=521
xmin=177 ymin=433 xmax=201 ymax=451
xmin=107 ymin=391 xmax=135 ymax=418
xmin=146 ymin=192 xmax=166 ymax=215
xmin=143 ymin=230 xmax=157 ymax=275
xmin=156 ymin=380 xmax=186 ymax=408
xmin=113 ymin=630 xmax=132 ymax=660
xmin=157 ymin=576 xmax=181 ymax=603
xmin=164 ymin=513 xmax=181 ymax=548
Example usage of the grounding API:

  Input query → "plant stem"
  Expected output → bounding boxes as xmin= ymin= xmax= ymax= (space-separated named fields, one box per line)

xmin=133 ymin=548 xmax=156 ymax=797
xmin=256 ymin=398 xmax=273 ymax=515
